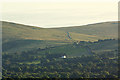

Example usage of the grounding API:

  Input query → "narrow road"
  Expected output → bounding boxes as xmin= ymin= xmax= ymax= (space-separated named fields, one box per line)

xmin=67 ymin=32 xmax=72 ymax=39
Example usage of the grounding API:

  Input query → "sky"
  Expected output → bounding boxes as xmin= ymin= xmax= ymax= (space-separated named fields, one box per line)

xmin=0 ymin=0 xmax=119 ymax=28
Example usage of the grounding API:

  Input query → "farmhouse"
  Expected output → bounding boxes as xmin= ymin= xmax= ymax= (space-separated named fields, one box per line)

xmin=61 ymin=55 xmax=67 ymax=58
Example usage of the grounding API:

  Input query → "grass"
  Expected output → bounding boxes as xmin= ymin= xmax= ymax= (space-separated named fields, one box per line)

xmin=3 ymin=21 xmax=118 ymax=42
xmin=2 ymin=21 xmax=118 ymax=53
xmin=3 ymin=39 xmax=68 ymax=53
xmin=19 ymin=61 xmax=41 ymax=65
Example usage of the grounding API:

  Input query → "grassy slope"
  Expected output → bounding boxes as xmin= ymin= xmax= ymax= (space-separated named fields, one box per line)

xmin=2 ymin=21 xmax=68 ymax=42
xmin=17 ymin=39 xmax=118 ymax=61
xmin=2 ymin=21 xmax=118 ymax=52
xmin=2 ymin=21 xmax=70 ymax=52
xmin=38 ymin=44 xmax=92 ymax=57
xmin=42 ymin=39 xmax=118 ymax=57
xmin=88 ymin=40 xmax=118 ymax=53
xmin=55 ymin=22 xmax=118 ymax=40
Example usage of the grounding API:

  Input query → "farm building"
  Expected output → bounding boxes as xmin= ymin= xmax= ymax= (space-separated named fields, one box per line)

xmin=61 ymin=55 xmax=67 ymax=58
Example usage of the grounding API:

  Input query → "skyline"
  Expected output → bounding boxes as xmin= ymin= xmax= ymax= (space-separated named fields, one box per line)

xmin=1 ymin=0 xmax=118 ymax=28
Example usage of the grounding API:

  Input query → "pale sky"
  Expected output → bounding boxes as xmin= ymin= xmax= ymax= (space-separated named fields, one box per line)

xmin=0 ymin=0 xmax=119 ymax=28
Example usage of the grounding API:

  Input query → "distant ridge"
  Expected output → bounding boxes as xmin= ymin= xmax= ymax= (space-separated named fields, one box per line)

xmin=1 ymin=20 xmax=118 ymax=28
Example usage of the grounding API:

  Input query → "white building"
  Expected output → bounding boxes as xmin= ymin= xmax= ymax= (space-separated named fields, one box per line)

xmin=61 ymin=55 xmax=67 ymax=58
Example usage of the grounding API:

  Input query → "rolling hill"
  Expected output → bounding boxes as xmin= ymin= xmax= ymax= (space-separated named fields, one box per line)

xmin=2 ymin=21 xmax=118 ymax=52
xmin=2 ymin=21 xmax=118 ymax=78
